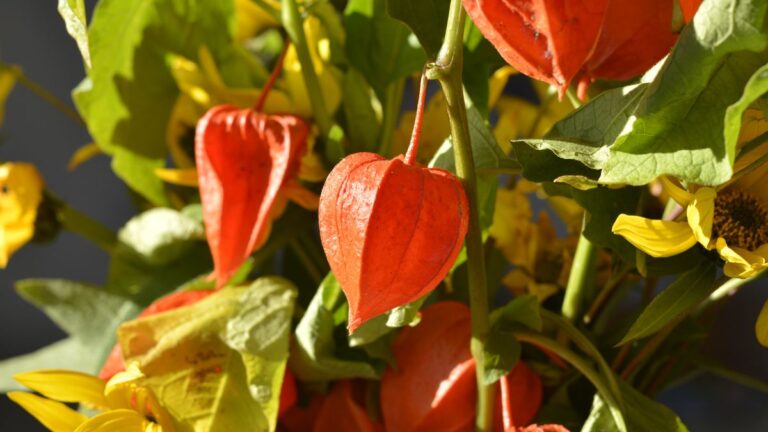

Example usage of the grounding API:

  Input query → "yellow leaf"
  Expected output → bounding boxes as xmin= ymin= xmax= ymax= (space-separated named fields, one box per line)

xmin=73 ymin=409 xmax=149 ymax=432
xmin=14 ymin=370 xmax=108 ymax=410
xmin=612 ymin=215 xmax=697 ymax=258
xmin=755 ymin=298 xmax=768 ymax=347
xmin=154 ymin=168 xmax=198 ymax=187
xmin=67 ymin=143 xmax=102 ymax=171
xmin=235 ymin=0 xmax=279 ymax=42
xmin=7 ymin=391 xmax=87 ymax=432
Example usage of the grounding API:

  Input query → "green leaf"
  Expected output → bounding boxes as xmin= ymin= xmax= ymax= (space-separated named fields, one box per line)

xmin=0 ymin=338 xmax=99 ymax=391
xmin=0 ymin=280 xmax=141 ymax=391
xmin=344 ymin=0 xmax=426 ymax=97
xmin=384 ymin=0 xmax=450 ymax=57
xmin=342 ymin=68 xmax=381 ymax=153
xmin=348 ymin=295 xmax=427 ymax=347
xmin=543 ymin=183 xmax=642 ymax=262
xmin=290 ymin=274 xmax=380 ymax=381
xmin=581 ymin=379 xmax=688 ymax=432
xmin=514 ymin=0 xmax=768 ymax=187
xmin=726 ymin=63 xmax=768 ymax=158
xmin=16 ymin=279 xmax=140 ymax=343
xmin=107 ymin=208 xmax=212 ymax=304
xmin=431 ymin=103 xmax=518 ymax=232
xmin=484 ymin=295 xmax=542 ymax=384
xmin=512 ymin=84 xmax=645 ymax=183
xmin=620 ymin=260 xmax=717 ymax=345
xmin=73 ymin=0 xmax=241 ymax=204
xmin=57 ymin=0 xmax=90 ymax=69
xmin=119 ymin=278 xmax=297 ymax=432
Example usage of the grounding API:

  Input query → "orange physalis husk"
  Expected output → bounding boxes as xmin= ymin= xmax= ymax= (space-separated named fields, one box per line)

xmin=463 ymin=0 xmax=696 ymax=99
xmin=318 ymin=153 xmax=468 ymax=331
xmin=318 ymin=74 xmax=469 ymax=332
xmin=99 ymin=289 xmax=216 ymax=381
xmin=279 ymin=380 xmax=381 ymax=432
xmin=196 ymin=105 xmax=311 ymax=287
xmin=380 ymin=301 xmax=549 ymax=432
xmin=380 ymin=302 xmax=476 ymax=432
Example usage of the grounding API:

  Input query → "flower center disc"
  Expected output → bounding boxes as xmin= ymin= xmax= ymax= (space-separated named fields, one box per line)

xmin=713 ymin=190 xmax=768 ymax=250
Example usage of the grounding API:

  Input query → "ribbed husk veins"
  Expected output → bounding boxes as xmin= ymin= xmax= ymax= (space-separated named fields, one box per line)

xmin=196 ymin=105 xmax=310 ymax=287
xmin=463 ymin=0 xmax=688 ymax=98
xmin=318 ymin=152 xmax=469 ymax=331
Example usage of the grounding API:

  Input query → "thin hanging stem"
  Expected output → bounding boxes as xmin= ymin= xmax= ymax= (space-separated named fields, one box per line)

xmin=254 ymin=42 xmax=290 ymax=112
xmin=2 ymin=64 xmax=86 ymax=128
xmin=404 ymin=72 xmax=428 ymax=166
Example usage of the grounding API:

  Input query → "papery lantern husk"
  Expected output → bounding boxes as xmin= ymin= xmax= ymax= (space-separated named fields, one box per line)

xmin=464 ymin=0 xmax=687 ymax=98
xmin=318 ymin=153 xmax=469 ymax=331
xmin=196 ymin=105 xmax=310 ymax=287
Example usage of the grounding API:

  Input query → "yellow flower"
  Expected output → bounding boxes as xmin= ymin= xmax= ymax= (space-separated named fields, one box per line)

xmin=493 ymin=80 xmax=574 ymax=153
xmin=8 ymin=366 xmax=173 ymax=432
xmin=0 ymin=162 xmax=44 ymax=268
xmin=612 ymin=175 xmax=768 ymax=278
xmin=490 ymin=180 xmax=585 ymax=301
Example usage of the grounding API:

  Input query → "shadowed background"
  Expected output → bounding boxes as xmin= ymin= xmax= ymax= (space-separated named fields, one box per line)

xmin=1 ymin=1 xmax=768 ymax=431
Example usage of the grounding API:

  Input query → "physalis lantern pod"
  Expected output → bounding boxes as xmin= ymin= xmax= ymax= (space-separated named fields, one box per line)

xmin=196 ymin=45 xmax=315 ymax=287
xmin=464 ymin=0 xmax=695 ymax=99
xmin=318 ymin=75 xmax=469 ymax=331
xmin=197 ymin=107 xmax=310 ymax=287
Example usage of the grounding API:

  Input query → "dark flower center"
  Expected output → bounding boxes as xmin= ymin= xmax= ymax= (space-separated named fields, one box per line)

xmin=712 ymin=190 xmax=768 ymax=250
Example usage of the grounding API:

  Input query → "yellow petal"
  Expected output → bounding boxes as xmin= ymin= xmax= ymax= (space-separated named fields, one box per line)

xmin=282 ymin=182 xmax=319 ymax=210
xmin=716 ymin=238 xmax=768 ymax=278
xmin=67 ymin=143 xmax=102 ymax=171
xmin=73 ymin=409 xmax=149 ymax=432
xmin=0 ymin=64 xmax=20 ymax=127
xmin=490 ymin=188 xmax=534 ymax=265
xmin=298 ymin=150 xmax=328 ymax=182
xmin=0 ymin=162 xmax=44 ymax=267
xmin=14 ymin=370 xmax=109 ymax=410
xmin=493 ymin=97 xmax=539 ymax=152
xmin=658 ymin=176 xmax=693 ymax=206
xmin=612 ymin=214 xmax=697 ymax=257
xmin=154 ymin=168 xmax=199 ymax=187
xmin=235 ymin=0 xmax=279 ymax=42
xmin=686 ymin=187 xmax=716 ymax=248
xmin=756 ymin=298 xmax=768 ymax=347
xmin=7 ymin=391 xmax=87 ymax=432
xmin=488 ymin=66 xmax=517 ymax=108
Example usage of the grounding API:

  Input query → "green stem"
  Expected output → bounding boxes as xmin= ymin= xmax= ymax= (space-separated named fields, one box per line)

xmin=541 ymin=310 xmax=624 ymax=411
xmin=289 ymin=239 xmax=323 ymax=285
xmin=377 ymin=79 xmax=405 ymax=156
xmin=562 ymin=216 xmax=597 ymax=321
xmin=430 ymin=2 xmax=493 ymax=430
xmin=281 ymin=0 xmax=344 ymax=161
xmin=57 ymin=205 xmax=116 ymax=252
xmin=514 ymin=330 xmax=627 ymax=432
xmin=2 ymin=64 xmax=86 ymax=128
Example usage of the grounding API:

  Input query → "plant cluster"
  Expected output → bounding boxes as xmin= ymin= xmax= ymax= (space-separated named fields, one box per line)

xmin=2 ymin=0 xmax=768 ymax=431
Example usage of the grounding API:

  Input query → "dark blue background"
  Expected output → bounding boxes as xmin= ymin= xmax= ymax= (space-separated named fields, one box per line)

xmin=1 ymin=1 xmax=768 ymax=431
